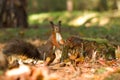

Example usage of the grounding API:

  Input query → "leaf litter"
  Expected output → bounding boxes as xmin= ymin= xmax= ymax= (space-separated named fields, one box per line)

xmin=0 ymin=42 xmax=120 ymax=80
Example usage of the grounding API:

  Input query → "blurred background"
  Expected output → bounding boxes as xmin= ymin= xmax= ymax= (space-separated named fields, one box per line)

xmin=0 ymin=0 xmax=120 ymax=44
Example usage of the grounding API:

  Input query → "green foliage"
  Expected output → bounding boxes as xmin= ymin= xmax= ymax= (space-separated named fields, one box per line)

xmin=1 ymin=11 xmax=120 ymax=44
xmin=28 ymin=0 xmax=117 ymax=13
xmin=74 ymin=0 xmax=99 ymax=10
xmin=29 ymin=11 xmax=94 ymax=25
xmin=28 ymin=0 xmax=66 ymax=13
xmin=28 ymin=11 xmax=120 ymax=43
xmin=0 ymin=26 xmax=50 ymax=42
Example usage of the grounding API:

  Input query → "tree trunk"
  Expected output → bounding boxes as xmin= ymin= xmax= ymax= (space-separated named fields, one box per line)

xmin=66 ymin=0 xmax=73 ymax=12
xmin=116 ymin=0 xmax=120 ymax=10
xmin=98 ymin=0 xmax=108 ymax=11
xmin=0 ymin=0 xmax=28 ymax=28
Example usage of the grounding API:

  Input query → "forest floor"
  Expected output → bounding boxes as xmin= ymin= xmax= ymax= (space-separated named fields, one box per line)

xmin=0 ymin=11 xmax=120 ymax=80
xmin=0 ymin=40 xmax=120 ymax=80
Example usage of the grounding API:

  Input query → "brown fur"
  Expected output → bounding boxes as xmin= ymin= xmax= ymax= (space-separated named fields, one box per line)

xmin=51 ymin=32 xmax=60 ymax=48
xmin=3 ymin=39 xmax=42 ymax=59
xmin=38 ymin=21 xmax=64 ymax=64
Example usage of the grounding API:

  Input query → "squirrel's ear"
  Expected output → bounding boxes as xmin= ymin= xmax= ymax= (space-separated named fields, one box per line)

xmin=49 ymin=21 xmax=54 ymax=26
xmin=58 ymin=21 xmax=61 ymax=26
xmin=49 ymin=21 xmax=54 ymax=30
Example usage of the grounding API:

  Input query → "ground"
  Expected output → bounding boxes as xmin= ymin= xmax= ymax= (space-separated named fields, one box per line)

xmin=0 ymin=41 xmax=120 ymax=80
xmin=0 ymin=11 xmax=120 ymax=80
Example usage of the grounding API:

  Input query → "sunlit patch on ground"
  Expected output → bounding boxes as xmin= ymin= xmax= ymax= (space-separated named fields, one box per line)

xmin=68 ymin=13 xmax=98 ymax=26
